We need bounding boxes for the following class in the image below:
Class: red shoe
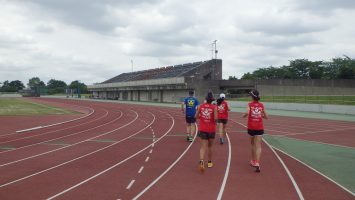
[250,160,256,167]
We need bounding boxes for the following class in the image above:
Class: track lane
[0,109,156,199]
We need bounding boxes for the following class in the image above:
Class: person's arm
[195,105,200,119]
[181,101,185,114]
[242,106,249,118]
[262,109,268,119]
[214,106,218,122]
[227,102,231,111]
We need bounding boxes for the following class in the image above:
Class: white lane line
[132,123,197,200]
[149,149,153,154]
[0,109,111,149]
[145,157,150,162]
[268,134,355,149]
[1,108,102,145]
[138,166,144,174]
[0,111,148,188]
[231,119,305,200]
[264,140,305,200]
[16,104,95,133]
[272,146,355,196]
[126,180,135,190]
[217,133,232,200]
[45,112,175,200]
[0,110,128,167]
[284,127,355,136]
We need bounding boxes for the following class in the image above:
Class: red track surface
[0,98,353,199]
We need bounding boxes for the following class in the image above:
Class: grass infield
[0,98,78,116]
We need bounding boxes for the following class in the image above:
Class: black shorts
[216,119,228,124]
[185,116,196,124]
[198,131,216,140]
[247,129,264,136]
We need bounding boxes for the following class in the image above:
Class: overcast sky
[1,0,354,85]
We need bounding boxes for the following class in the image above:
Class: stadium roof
[102,61,206,83]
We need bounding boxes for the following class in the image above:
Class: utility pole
[131,60,133,72]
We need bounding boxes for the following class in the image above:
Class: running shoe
[250,160,256,167]
[254,162,261,173]
[188,135,193,142]
[186,135,190,141]
[199,160,205,173]
[207,160,213,168]
[219,137,224,144]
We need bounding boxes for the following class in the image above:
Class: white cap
[219,93,226,98]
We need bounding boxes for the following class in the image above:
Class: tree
[69,80,88,94]
[1,80,25,92]
[28,77,46,88]
[332,56,355,79]
[47,79,67,94]
[241,72,255,80]
[228,76,238,80]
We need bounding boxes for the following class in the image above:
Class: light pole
[211,40,218,59]
[77,80,81,98]
[131,60,133,72]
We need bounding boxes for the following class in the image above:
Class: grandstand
[88,59,224,102]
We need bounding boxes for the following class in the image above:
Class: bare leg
[208,138,214,161]
[217,123,223,138]
[186,124,191,135]
[250,136,256,161]
[254,136,263,163]
[200,139,208,161]
[191,124,196,137]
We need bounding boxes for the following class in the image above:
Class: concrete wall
[229,101,355,115]
[257,79,355,96]
[140,91,149,101]
[162,90,187,103]
[88,77,185,90]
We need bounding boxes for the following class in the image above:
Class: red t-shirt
[247,101,264,130]
[199,103,216,133]
[217,101,229,119]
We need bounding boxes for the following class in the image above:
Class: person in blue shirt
[181,90,199,142]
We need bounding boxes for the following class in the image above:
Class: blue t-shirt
[184,97,199,117]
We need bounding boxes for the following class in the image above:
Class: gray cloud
[19,0,162,32]
[296,0,355,13]
[1,0,355,84]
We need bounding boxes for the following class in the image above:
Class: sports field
[0,97,354,200]
[0,98,78,116]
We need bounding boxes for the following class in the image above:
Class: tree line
[0,77,88,94]
[229,56,355,80]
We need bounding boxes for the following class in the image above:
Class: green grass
[234,95,355,105]
[0,98,79,116]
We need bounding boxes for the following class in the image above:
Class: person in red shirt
[216,93,231,144]
[195,91,217,173]
[243,90,268,172]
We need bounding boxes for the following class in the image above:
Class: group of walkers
[182,90,268,173]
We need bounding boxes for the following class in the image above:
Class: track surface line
[230,119,305,200]
[46,112,173,200]
[0,111,147,188]
[272,146,355,196]
[216,133,232,200]
[0,110,128,167]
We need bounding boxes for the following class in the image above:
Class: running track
[0,98,353,200]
